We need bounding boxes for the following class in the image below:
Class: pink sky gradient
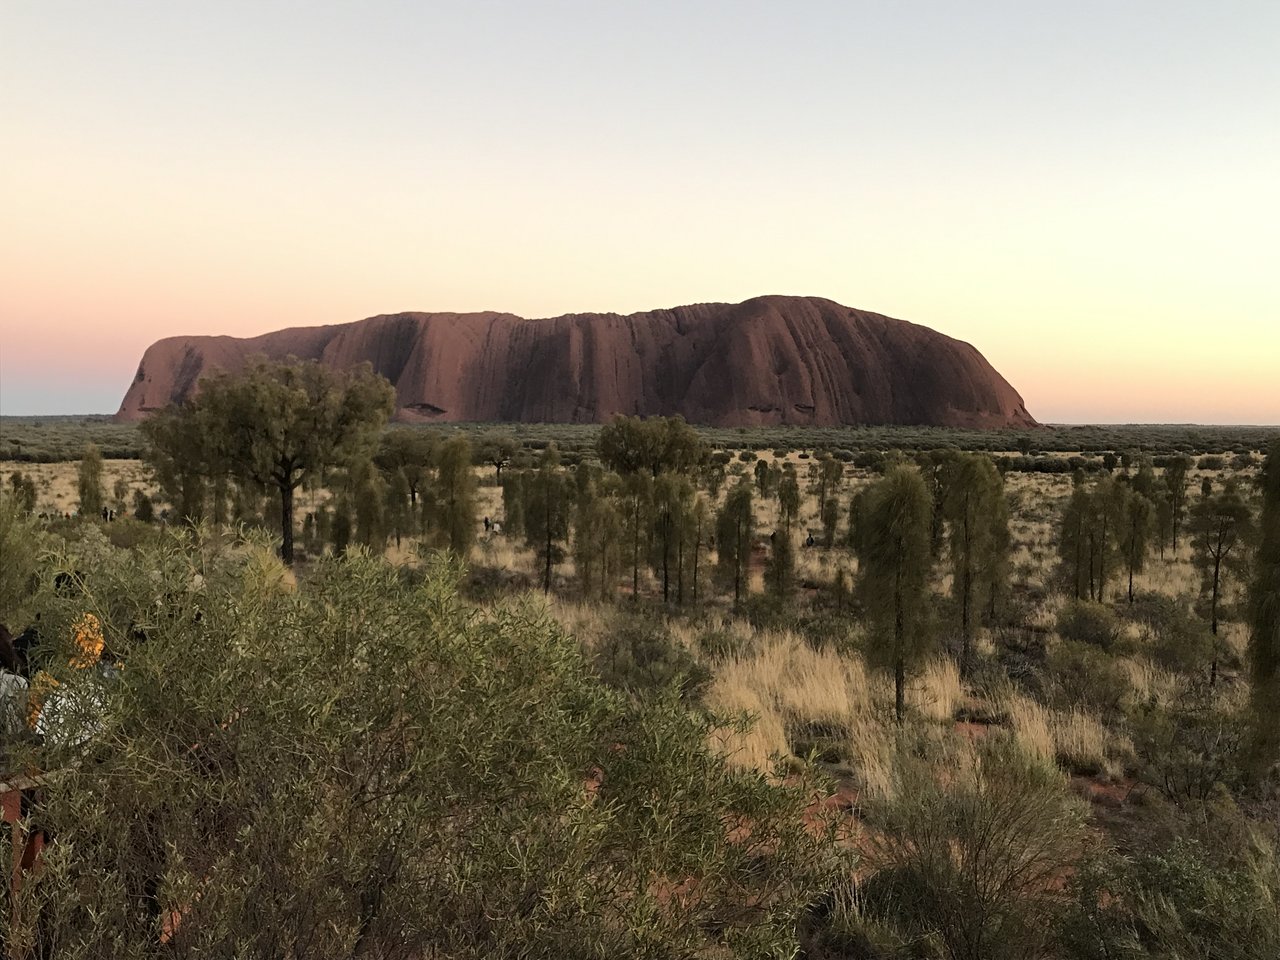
[2,2,1277,424]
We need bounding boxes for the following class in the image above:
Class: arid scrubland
[2,406,1279,958]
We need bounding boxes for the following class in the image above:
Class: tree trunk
[895,656,905,726]
[733,519,743,608]
[692,529,701,604]
[661,513,671,603]
[961,564,972,677]
[631,500,641,601]
[1098,518,1109,602]
[1210,553,1222,685]
[543,506,553,594]
[677,534,685,606]
[894,562,905,725]
[280,481,295,565]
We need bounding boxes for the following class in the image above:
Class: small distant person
[0,628,28,737]
[483,516,491,533]
[805,533,815,548]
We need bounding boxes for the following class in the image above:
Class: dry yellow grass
[704,631,966,797]
[1003,693,1133,780]
[1118,656,1183,706]
[2,459,154,516]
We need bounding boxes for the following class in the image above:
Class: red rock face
[116,295,1037,428]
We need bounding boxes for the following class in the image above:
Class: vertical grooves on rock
[115,296,1037,428]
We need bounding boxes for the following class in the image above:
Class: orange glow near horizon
[2,2,1277,424]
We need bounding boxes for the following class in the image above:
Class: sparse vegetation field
[2,377,1278,956]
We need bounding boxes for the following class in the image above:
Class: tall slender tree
[766,526,795,601]
[478,433,518,482]
[1249,440,1280,775]
[431,435,478,558]
[621,472,654,600]
[778,464,801,537]
[375,429,436,508]
[856,466,934,724]
[816,454,842,520]
[524,445,572,594]
[1059,483,1092,601]
[1190,479,1255,685]
[1118,487,1156,603]
[716,478,754,609]
[1165,455,1192,550]
[501,470,525,536]
[686,495,710,605]
[574,476,623,601]
[652,474,694,604]
[77,443,105,519]
[941,454,1005,672]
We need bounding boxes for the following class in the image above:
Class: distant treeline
[2,414,1277,464]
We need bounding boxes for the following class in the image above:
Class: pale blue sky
[3,1,1278,421]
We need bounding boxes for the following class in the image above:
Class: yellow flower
[71,612,104,670]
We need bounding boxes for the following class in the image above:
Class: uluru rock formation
[116,295,1037,428]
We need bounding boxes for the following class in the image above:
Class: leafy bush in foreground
[5,533,836,958]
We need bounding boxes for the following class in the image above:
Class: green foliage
[523,445,571,593]
[76,442,104,517]
[374,428,436,506]
[821,495,839,548]
[941,453,1008,669]
[1250,439,1280,775]
[6,537,835,957]
[856,465,933,722]
[130,488,155,523]
[1190,479,1255,676]
[766,528,796,601]
[6,419,1276,466]
[778,463,801,534]
[849,738,1088,960]
[573,475,623,601]
[7,470,38,513]
[0,493,44,622]
[1047,639,1133,718]
[385,467,412,546]
[501,470,525,534]
[1128,593,1213,675]
[716,478,754,608]
[347,457,388,549]
[1117,486,1156,603]
[1165,454,1192,548]
[1056,600,1121,651]
[429,435,478,557]
[1058,475,1128,603]
[651,473,695,604]
[143,358,395,563]
[596,415,706,478]
[1131,690,1248,801]
[591,615,711,702]
[816,453,843,518]
[1064,801,1280,959]
[477,431,517,481]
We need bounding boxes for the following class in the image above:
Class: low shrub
[846,738,1088,960]
[1047,639,1133,718]
[1057,600,1120,650]
[592,615,711,702]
